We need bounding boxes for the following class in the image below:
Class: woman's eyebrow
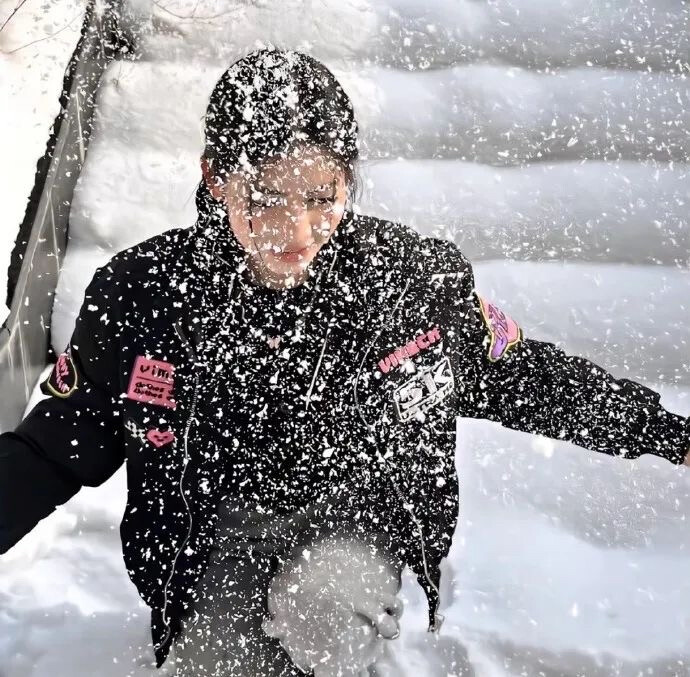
[254,178,336,195]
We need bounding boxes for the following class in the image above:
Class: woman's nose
[281,207,318,249]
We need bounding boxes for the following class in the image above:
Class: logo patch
[477,295,522,362]
[126,356,176,409]
[125,418,147,443]
[378,327,442,374]
[146,428,175,448]
[393,356,454,422]
[44,351,78,398]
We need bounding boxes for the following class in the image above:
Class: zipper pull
[174,320,198,361]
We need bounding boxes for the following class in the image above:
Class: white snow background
[2,1,690,675]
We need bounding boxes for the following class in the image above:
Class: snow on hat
[203,46,358,179]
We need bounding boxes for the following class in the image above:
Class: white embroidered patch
[125,418,147,444]
[392,356,454,422]
[429,272,466,282]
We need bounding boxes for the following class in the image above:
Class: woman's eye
[251,196,284,209]
[249,194,336,211]
[308,195,336,206]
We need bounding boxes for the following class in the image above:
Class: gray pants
[171,495,405,677]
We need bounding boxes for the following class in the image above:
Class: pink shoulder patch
[126,356,176,409]
[477,294,522,361]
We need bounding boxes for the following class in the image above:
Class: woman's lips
[272,246,313,263]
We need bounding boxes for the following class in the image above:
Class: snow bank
[73,58,690,261]
[86,60,690,165]
[438,410,690,676]
[365,159,689,266]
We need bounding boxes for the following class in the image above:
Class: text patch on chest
[378,326,442,374]
[126,356,176,409]
[393,356,454,422]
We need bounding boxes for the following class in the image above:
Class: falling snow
[1,1,690,676]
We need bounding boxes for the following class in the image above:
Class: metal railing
[0,0,125,432]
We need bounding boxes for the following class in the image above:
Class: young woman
[1,47,689,677]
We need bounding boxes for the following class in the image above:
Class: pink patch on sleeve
[477,295,522,361]
[126,356,176,409]
[45,351,78,398]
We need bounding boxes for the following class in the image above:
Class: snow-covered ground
[2,1,689,675]
[4,411,690,677]
[0,0,86,325]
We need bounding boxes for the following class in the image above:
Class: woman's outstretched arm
[0,262,125,554]
[427,241,690,465]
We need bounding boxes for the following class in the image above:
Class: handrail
[0,0,126,432]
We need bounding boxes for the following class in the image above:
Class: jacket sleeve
[0,261,125,554]
[429,241,690,465]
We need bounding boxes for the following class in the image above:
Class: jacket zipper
[353,279,445,633]
[305,326,331,411]
[156,321,200,651]
[383,467,444,632]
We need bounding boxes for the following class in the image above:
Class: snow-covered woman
[1,47,689,677]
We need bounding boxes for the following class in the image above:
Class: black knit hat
[203,47,359,179]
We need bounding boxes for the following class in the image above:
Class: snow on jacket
[2,199,689,668]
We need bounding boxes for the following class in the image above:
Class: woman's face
[202,145,348,289]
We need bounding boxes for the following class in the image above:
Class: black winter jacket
[2,200,689,668]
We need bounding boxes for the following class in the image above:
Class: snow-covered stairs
[3,1,689,675]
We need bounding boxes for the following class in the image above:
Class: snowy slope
[2,1,689,676]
